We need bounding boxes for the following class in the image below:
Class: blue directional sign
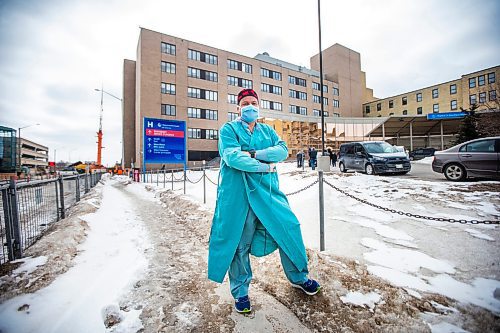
[427,112,467,120]
[143,117,186,165]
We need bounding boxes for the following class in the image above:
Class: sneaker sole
[290,283,321,296]
[235,306,252,314]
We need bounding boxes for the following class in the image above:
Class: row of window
[261,83,282,95]
[161,105,219,120]
[289,89,307,100]
[161,43,342,95]
[187,67,218,82]
[188,128,218,140]
[468,72,496,88]
[313,95,328,105]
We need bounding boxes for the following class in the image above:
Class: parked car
[432,137,500,181]
[338,141,411,175]
[409,147,437,161]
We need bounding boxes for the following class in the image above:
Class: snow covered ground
[0,162,498,332]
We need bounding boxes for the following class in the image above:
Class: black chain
[185,173,204,184]
[285,179,319,196]
[322,179,499,225]
[205,174,219,186]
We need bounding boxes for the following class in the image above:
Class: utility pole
[318,0,326,153]
[97,85,104,166]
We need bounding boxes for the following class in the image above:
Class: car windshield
[363,142,398,154]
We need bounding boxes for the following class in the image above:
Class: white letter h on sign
[147,121,154,128]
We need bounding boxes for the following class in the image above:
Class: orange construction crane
[96,86,104,167]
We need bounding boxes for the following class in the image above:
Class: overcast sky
[1,0,499,165]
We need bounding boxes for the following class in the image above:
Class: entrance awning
[367,115,463,137]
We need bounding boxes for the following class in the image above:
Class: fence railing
[0,172,104,265]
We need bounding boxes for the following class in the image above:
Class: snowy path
[0,179,149,332]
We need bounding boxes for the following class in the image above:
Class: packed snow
[0,161,498,332]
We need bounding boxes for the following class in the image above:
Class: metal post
[55,180,60,221]
[163,169,166,188]
[203,167,206,204]
[85,173,89,193]
[8,179,22,259]
[156,169,159,186]
[318,171,325,251]
[171,169,174,190]
[58,176,65,219]
[440,121,444,150]
[382,123,386,141]
[409,121,414,151]
[75,175,80,202]
[183,169,186,195]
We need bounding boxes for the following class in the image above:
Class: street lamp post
[18,123,40,172]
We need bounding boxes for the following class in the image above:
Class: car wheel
[444,163,466,181]
[339,162,347,173]
[365,163,374,175]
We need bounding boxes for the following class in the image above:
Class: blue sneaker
[234,295,252,313]
[291,279,321,295]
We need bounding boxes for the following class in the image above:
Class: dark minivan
[338,141,411,175]
[409,147,437,161]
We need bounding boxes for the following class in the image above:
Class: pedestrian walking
[329,149,337,167]
[309,147,317,170]
[296,150,304,168]
[208,88,321,314]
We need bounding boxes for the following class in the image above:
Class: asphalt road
[404,162,446,181]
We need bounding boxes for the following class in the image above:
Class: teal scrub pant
[229,208,308,299]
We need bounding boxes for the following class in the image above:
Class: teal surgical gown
[208,119,308,283]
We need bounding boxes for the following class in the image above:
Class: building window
[206,109,218,120]
[161,62,176,74]
[205,71,218,82]
[417,107,422,115]
[478,75,485,86]
[312,82,320,90]
[260,100,282,111]
[451,100,457,110]
[188,49,217,65]
[188,128,201,139]
[488,72,496,83]
[206,129,218,140]
[479,92,486,103]
[389,112,394,116]
[188,67,201,79]
[377,103,381,111]
[261,100,270,109]
[313,95,321,103]
[288,75,307,87]
[228,76,252,89]
[432,88,439,98]
[227,59,252,73]
[450,84,457,94]
[402,110,407,115]
[205,90,218,101]
[402,96,407,105]
[228,112,238,121]
[313,109,328,117]
[261,83,282,95]
[333,99,340,108]
[469,94,477,105]
[389,100,394,108]
[433,104,439,113]
[289,89,307,100]
[187,107,201,118]
[188,87,201,98]
[416,92,422,102]
[365,105,370,114]
[161,82,175,95]
[489,90,497,101]
[161,42,176,55]
[469,77,476,88]
[333,87,339,96]
[161,104,176,116]
[289,105,307,115]
[228,94,238,104]
[261,68,281,81]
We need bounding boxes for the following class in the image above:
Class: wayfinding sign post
[143,117,186,173]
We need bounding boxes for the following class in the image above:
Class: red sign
[145,129,184,138]
[48,161,55,166]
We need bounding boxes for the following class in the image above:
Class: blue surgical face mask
[240,104,259,123]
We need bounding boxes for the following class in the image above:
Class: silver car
[432,136,500,181]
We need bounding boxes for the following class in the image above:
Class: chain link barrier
[322,178,499,225]
[285,179,319,196]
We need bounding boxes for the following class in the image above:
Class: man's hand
[242,151,251,157]
[268,163,277,172]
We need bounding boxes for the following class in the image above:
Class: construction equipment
[96,86,104,167]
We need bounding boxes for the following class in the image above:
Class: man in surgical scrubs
[208,89,320,314]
